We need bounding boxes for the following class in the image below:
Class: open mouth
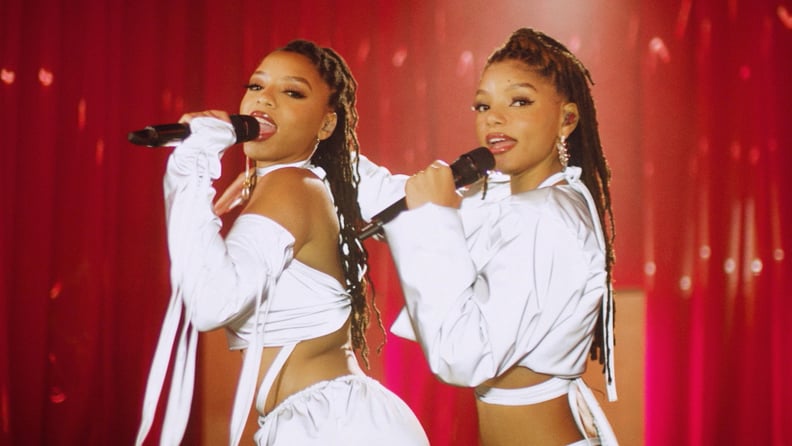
[486,133,516,154]
[250,112,277,140]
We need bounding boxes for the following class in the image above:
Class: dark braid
[280,40,384,367]
[486,29,617,383]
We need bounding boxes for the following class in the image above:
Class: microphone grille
[452,147,495,188]
[229,115,260,143]
[466,146,495,172]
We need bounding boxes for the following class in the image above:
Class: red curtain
[1,1,789,445]
[640,2,792,445]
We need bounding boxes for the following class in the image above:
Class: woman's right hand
[178,109,231,125]
[168,110,239,180]
[405,160,463,210]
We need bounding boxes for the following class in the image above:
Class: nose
[256,87,275,108]
[484,107,504,126]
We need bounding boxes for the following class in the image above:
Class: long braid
[280,40,384,367]
[485,29,617,383]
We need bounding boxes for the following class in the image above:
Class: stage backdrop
[1,0,789,445]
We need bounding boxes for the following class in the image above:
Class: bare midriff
[476,366,584,446]
[256,319,362,414]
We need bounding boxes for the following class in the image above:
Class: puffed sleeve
[163,117,295,331]
[136,118,295,446]
[355,153,408,221]
[384,200,597,387]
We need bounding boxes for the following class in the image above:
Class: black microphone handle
[358,197,406,240]
[358,147,494,240]
[128,123,189,147]
[127,114,259,147]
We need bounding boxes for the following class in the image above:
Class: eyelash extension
[285,89,306,99]
[512,97,534,105]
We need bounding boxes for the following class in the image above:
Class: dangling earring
[241,156,256,202]
[306,137,320,162]
[556,135,569,170]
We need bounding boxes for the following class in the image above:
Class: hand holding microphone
[404,159,465,210]
[358,147,495,240]
[128,113,260,147]
[132,111,261,181]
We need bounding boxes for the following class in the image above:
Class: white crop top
[224,163,351,351]
[225,258,350,349]
[135,117,353,446]
[386,166,616,401]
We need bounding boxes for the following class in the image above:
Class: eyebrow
[252,71,313,91]
[508,82,537,91]
[475,82,537,96]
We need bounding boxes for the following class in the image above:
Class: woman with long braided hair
[136,40,428,446]
[370,28,619,445]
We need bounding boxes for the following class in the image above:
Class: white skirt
[254,375,429,445]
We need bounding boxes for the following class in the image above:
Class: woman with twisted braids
[135,40,428,446]
[362,28,619,445]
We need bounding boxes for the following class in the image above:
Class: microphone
[127,114,260,147]
[358,147,495,240]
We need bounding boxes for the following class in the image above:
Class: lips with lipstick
[486,133,516,154]
[250,111,277,141]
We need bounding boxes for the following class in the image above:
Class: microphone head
[451,147,495,188]
[229,115,260,144]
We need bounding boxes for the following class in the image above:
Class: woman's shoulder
[462,186,572,239]
[477,185,596,254]
[256,166,327,196]
[246,167,333,221]
[510,185,590,224]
